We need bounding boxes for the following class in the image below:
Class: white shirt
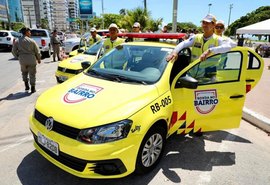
[173,34,234,54]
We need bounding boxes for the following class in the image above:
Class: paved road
[0,52,270,185]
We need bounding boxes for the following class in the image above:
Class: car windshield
[84,40,104,55]
[0,32,8,37]
[31,30,47,37]
[86,44,173,84]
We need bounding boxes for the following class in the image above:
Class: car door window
[247,52,260,69]
[185,51,242,85]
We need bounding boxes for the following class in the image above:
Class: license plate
[37,132,59,156]
[59,76,68,82]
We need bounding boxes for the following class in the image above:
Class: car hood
[35,74,159,129]
[64,38,80,43]
[58,54,96,69]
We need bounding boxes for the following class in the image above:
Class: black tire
[135,126,166,174]
[44,46,51,58]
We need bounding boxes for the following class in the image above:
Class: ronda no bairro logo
[63,83,103,104]
[194,89,218,114]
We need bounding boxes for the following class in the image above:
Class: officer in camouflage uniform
[12,27,41,93]
[51,30,61,62]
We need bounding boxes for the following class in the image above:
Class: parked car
[55,39,104,83]
[57,31,65,43]
[31,28,51,58]
[29,33,264,179]
[256,43,270,58]
[63,30,109,55]
[0,30,22,51]
[65,33,78,40]
[63,32,90,54]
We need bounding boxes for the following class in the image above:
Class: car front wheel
[135,126,166,174]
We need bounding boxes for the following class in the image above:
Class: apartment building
[52,0,69,31]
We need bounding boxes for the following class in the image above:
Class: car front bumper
[29,112,141,179]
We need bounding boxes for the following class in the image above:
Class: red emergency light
[108,33,186,39]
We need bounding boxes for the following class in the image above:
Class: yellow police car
[29,33,263,179]
[55,39,104,83]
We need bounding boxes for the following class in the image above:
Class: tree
[40,19,49,29]
[11,22,25,32]
[226,6,270,36]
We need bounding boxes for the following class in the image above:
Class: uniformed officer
[88,27,102,46]
[103,23,125,54]
[132,22,141,33]
[167,14,233,62]
[214,20,237,48]
[51,30,61,62]
[12,27,41,93]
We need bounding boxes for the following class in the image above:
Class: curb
[242,106,270,134]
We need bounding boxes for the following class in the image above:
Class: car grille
[32,132,88,172]
[34,109,80,139]
[32,132,127,175]
[58,66,79,74]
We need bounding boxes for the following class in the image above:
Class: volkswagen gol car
[55,39,104,83]
[30,33,264,179]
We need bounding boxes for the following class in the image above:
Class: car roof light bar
[108,33,186,39]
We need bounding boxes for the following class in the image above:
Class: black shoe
[31,86,36,93]
[25,82,30,91]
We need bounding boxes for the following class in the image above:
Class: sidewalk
[242,57,270,134]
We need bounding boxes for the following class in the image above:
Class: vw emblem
[45,117,54,131]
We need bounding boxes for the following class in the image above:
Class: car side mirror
[78,49,84,53]
[81,61,91,70]
[176,76,198,89]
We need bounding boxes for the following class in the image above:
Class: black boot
[25,82,30,91]
[31,86,36,93]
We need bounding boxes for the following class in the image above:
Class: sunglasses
[133,27,139,28]
[215,26,224,29]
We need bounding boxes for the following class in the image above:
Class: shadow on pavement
[17,131,249,185]
[0,92,31,101]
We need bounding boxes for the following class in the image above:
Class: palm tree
[122,7,150,31]
[119,9,127,15]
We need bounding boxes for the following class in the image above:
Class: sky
[92,0,270,27]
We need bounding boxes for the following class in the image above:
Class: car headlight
[78,119,133,144]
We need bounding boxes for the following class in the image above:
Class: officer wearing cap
[132,22,141,33]
[167,14,233,62]
[51,30,61,62]
[89,27,102,46]
[12,27,41,93]
[215,20,236,48]
[103,23,125,54]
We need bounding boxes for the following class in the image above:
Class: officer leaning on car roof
[12,27,41,93]
[103,23,125,54]
[89,27,102,46]
[166,14,236,62]
[214,20,237,48]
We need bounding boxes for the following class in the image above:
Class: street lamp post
[228,4,233,26]
[101,0,104,29]
[172,0,178,32]
[208,3,212,14]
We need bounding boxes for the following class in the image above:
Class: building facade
[68,0,79,31]
[0,0,8,29]
[52,0,69,31]
[8,0,24,22]
[21,0,37,28]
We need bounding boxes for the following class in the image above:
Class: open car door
[168,48,263,135]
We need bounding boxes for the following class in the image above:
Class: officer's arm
[12,41,18,58]
[33,41,41,60]
[210,37,233,54]
[166,36,195,61]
